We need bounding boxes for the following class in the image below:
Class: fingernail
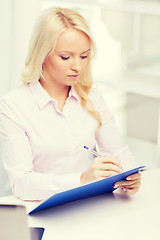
[123,188,127,192]
[114,184,119,188]
[127,176,131,180]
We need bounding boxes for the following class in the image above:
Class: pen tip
[84,145,88,149]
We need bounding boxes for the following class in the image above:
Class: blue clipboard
[29,166,145,214]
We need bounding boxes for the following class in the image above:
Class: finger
[122,181,141,189]
[93,169,120,179]
[114,179,141,188]
[97,163,122,174]
[96,172,118,181]
[97,156,122,168]
[100,170,120,178]
[93,157,122,173]
[114,172,141,187]
[119,178,140,186]
[123,187,140,195]
[126,172,141,181]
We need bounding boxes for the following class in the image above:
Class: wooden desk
[1,168,160,240]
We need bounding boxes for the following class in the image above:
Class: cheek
[50,60,67,74]
[45,54,66,71]
[81,61,88,72]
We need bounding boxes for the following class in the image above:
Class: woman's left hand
[113,171,142,194]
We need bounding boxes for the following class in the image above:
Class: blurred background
[1,0,160,196]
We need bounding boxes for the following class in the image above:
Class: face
[42,29,90,88]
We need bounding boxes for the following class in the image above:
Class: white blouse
[0,80,138,200]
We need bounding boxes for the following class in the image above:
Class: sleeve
[94,91,139,171]
[0,99,81,201]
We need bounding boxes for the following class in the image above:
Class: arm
[96,95,141,194]
[81,89,141,193]
[0,105,81,201]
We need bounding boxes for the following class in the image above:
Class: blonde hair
[22,7,102,133]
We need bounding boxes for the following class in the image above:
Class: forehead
[54,29,90,52]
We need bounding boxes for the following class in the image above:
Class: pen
[84,145,102,157]
[84,146,125,172]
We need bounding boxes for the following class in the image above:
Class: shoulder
[1,85,29,101]
[89,86,107,109]
[88,86,113,119]
[89,86,102,98]
[0,85,30,112]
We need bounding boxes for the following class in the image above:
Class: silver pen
[84,145,102,157]
[84,146,125,172]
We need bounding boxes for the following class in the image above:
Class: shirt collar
[68,87,81,103]
[29,80,52,110]
[29,80,80,110]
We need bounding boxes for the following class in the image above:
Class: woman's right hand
[80,156,122,185]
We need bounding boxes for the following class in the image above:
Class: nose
[71,58,82,72]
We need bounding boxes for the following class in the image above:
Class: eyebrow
[57,49,90,54]
[81,49,90,54]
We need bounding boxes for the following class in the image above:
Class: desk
[0,168,160,240]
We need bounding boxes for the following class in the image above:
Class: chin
[68,80,79,86]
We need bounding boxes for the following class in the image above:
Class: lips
[68,74,79,77]
[68,74,80,79]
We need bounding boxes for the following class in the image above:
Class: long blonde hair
[22,7,102,133]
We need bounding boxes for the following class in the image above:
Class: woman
[0,7,141,201]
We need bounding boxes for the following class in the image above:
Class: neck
[40,77,69,101]
[39,76,70,112]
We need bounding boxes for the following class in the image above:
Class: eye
[80,55,88,59]
[60,56,70,60]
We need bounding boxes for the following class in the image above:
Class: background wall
[1,0,160,196]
